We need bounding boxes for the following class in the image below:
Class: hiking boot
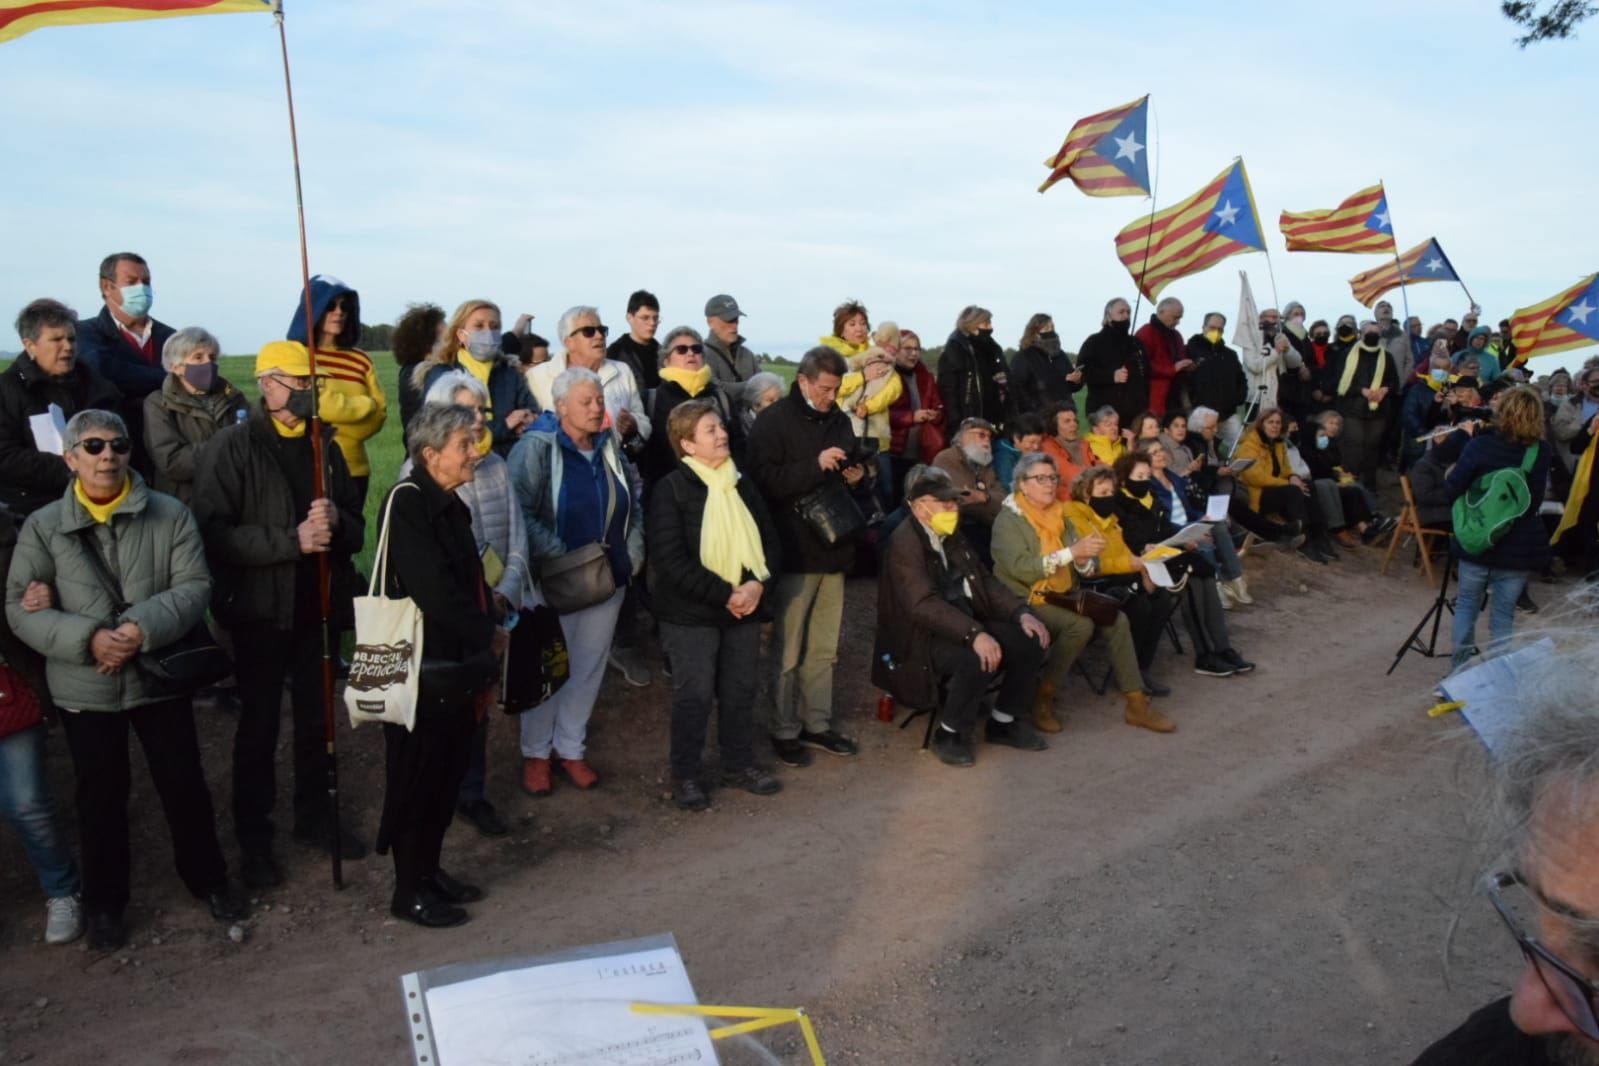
[559,757,599,790]
[1333,529,1361,550]
[929,728,975,767]
[241,848,283,890]
[984,716,1047,752]
[607,646,652,688]
[1219,648,1256,674]
[44,895,83,945]
[520,757,553,797]
[672,778,711,811]
[1194,653,1238,677]
[456,798,509,837]
[772,738,812,768]
[1124,690,1176,733]
[798,729,859,758]
[721,766,782,796]
[1031,680,1062,733]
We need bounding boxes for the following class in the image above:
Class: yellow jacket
[312,346,387,477]
[1086,432,1125,468]
[1232,426,1293,511]
[1063,500,1137,575]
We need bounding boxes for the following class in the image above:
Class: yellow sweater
[1063,500,1137,575]
[312,346,387,477]
[1232,427,1293,511]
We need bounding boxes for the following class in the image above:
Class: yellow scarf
[74,476,131,524]
[1012,492,1073,601]
[271,416,307,438]
[682,456,770,585]
[1087,433,1125,467]
[1121,487,1154,509]
[1337,341,1388,407]
[660,365,712,397]
[1554,433,1596,547]
[474,427,493,456]
[458,351,496,420]
[819,335,869,358]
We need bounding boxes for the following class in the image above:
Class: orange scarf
[1013,491,1073,601]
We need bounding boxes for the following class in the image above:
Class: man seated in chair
[872,464,1052,768]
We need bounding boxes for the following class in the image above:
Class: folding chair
[897,676,1003,749]
[1381,475,1451,586]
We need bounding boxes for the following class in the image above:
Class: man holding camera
[747,346,866,768]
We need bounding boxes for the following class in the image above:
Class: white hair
[1155,297,1183,315]
[423,369,489,408]
[1101,297,1130,326]
[1188,406,1218,430]
[556,305,601,353]
[551,366,603,407]
[161,326,220,371]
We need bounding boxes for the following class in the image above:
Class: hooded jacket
[285,275,388,477]
[0,352,123,517]
[5,473,210,712]
[142,371,248,504]
[1454,327,1502,385]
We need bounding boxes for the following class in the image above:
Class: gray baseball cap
[903,464,964,502]
[705,294,745,321]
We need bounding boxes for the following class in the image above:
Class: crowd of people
[2,252,1596,960]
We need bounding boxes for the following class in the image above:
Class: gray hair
[745,370,783,402]
[1430,350,1455,369]
[1359,319,1378,332]
[14,298,76,343]
[1188,406,1218,430]
[64,408,127,451]
[423,368,489,408]
[1283,301,1306,319]
[1101,298,1130,327]
[658,326,704,365]
[1202,311,1226,330]
[797,346,847,381]
[1090,404,1120,428]
[551,365,603,408]
[556,305,601,352]
[161,326,220,371]
[1312,409,1342,430]
[1011,451,1057,493]
[955,305,992,335]
[406,403,480,466]
[1155,297,1183,315]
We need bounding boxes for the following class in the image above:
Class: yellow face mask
[1205,328,1223,345]
[475,427,493,456]
[929,510,960,538]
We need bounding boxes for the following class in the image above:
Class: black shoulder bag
[76,529,233,694]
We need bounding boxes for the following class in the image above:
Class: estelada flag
[1038,95,1151,197]
[1348,238,1460,307]
[1279,183,1397,254]
[0,0,272,43]
[1115,159,1265,300]
[1509,273,1599,361]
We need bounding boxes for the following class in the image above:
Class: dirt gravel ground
[0,533,1563,1065]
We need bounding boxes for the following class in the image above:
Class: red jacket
[888,362,947,462]
[1135,318,1186,416]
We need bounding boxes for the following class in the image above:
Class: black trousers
[1120,588,1175,668]
[229,621,330,851]
[1256,484,1309,528]
[927,618,1046,733]
[380,694,474,906]
[57,699,227,916]
[658,621,759,780]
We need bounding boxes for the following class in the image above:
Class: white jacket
[526,355,652,441]
[1242,339,1302,412]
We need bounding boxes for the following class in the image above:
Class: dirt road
[0,542,1540,1064]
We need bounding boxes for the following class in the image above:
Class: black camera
[845,438,880,467]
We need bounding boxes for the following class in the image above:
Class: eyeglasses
[670,343,705,356]
[568,324,610,340]
[75,436,131,456]
[1025,474,1060,484]
[1484,872,1599,1040]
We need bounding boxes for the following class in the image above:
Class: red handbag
[0,663,43,740]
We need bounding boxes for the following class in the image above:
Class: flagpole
[1130,104,1161,321]
[273,0,343,891]
[1379,181,1414,340]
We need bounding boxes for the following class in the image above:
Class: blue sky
[1,0,1595,371]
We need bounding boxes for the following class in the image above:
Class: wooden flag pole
[273,0,343,891]
[1129,103,1161,321]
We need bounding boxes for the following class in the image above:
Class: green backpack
[1452,443,1538,557]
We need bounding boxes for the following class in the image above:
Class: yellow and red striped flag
[1114,159,1265,300]
[1038,95,1151,197]
[1348,238,1461,307]
[0,0,272,44]
[1509,273,1599,361]
[1278,183,1397,254]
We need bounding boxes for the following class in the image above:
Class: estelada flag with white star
[1115,158,1265,300]
[1509,273,1599,361]
[1038,95,1151,197]
[1348,238,1460,307]
[0,0,272,43]
[1278,183,1397,254]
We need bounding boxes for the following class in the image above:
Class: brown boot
[1124,690,1176,733]
[1031,680,1062,733]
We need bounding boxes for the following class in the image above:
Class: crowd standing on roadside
[2,253,1596,967]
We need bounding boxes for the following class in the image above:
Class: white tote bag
[343,484,424,730]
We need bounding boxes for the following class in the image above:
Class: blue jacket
[285,275,360,347]
[993,438,1021,491]
[422,358,537,458]
[1445,433,1550,572]
[1453,327,1501,385]
[75,305,173,401]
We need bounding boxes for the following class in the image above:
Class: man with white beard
[932,417,1004,564]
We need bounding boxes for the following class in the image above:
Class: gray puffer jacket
[5,474,211,711]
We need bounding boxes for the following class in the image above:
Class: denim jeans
[1450,560,1528,670]
[0,725,80,899]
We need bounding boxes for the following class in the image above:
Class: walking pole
[273,0,343,890]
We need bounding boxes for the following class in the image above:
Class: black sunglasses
[568,324,610,340]
[76,437,132,456]
[670,343,705,356]
[1485,872,1599,1040]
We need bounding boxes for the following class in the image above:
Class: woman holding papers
[1146,441,1251,607]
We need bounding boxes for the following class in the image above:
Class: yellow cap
[255,340,322,378]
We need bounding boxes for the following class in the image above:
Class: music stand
[1388,545,1459,675]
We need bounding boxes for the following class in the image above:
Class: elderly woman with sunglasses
[644,326,743,487]
[7,409,246,950]
[526,306,651,460]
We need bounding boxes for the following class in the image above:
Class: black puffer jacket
[1007,342,1079,417]
[1078,322,1149,426]
[1181,334,1247,416]
[0,353,123,517]
[647,459,781,628]
[746,383,861,574]
[937,329,1009,433]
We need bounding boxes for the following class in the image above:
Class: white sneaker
[44,895,83,945]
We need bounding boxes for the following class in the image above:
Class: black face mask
[1361,331,1381,346]
[1109,319,1131,335]
[1312,332,1330,343]
[1124,478,1152,498]
[1089,496,1117,517]
[281,387,314,421]
[1037,330,1062,355]
[1336,327,1356,340]
[976,327,994,337]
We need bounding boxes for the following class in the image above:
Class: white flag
[1233,270,1262,357]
